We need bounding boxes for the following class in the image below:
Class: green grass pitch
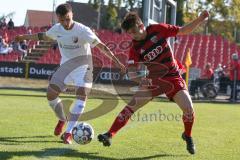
[0,89,239,160]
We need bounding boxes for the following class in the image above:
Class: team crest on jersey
[150,36,158,43]
[72,36,79,43]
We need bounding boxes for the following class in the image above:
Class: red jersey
[230,60,240,80]
[202,68,214,79]
[128,23,180,79]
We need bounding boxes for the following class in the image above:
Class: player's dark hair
[121,12,141,32]
[56,3,72,16]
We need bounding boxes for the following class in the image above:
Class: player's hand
[199,10,209,21]
[15,35,24,42]
[139,78,152,87]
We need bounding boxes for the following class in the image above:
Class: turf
[0,89,239,160]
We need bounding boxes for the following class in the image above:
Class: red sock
[182,112,195,137]
[108,106,134,137]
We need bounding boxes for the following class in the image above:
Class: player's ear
[139,23,144,30]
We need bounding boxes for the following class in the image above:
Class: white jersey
[46,21,101,65]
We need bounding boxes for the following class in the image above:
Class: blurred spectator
[215,63,225,78]
[229,53,240,81]
[11,41,20,51]
[19,40,28,60]
[11,40,28,60]
[190,62,214,97]
[229,53,240,101]
[215,63,223,73]
[7,18,14,29]
[20,40,28,51]
[214,64,229,94]
[0,36,13,54]
[201,62,214,80]
[27,28,32,35]
[3,31,9,43]
[0,18,7,29]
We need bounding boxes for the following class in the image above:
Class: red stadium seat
[0,27,239,71]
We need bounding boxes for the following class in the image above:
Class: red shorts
[148,76,187,100]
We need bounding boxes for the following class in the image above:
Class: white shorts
[64,65,93,88]
[50,64,93,91]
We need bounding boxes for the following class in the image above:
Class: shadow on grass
[0,147,189,160]
[0,135,59,145]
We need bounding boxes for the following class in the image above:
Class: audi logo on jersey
[143,45,163,61]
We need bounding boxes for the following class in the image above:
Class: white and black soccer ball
[72,122,94,145]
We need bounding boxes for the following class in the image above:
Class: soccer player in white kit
[15,3,126,144]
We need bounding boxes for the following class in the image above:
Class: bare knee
[173,90,194,114]
[76,87,90,101]
[47,85,60,100]
[182,105,195,122]
[183,104,194,115]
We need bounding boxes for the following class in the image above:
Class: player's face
[57,11,74,30]
[127,23,146,41]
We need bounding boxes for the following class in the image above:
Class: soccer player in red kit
[98,11,209,154]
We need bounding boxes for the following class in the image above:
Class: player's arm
[15,32,54,42]
[127,65,142,83]
[95,42,126,73]
[127,64,150,87]
[177,10,209,35]
[126,48,149,85]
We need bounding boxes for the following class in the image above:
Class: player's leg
[98,89,152,146]
[173,89,195,154]
[173,90,194,137]
[63,86,91,144]
[62,65,93,144]
[47,84,67,136]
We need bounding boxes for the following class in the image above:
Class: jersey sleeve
[82,26,101,48]
[45,25,58,40]
[127,47,140,66]
[153,23,180,38]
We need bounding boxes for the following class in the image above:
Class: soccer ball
[72,122,94,145]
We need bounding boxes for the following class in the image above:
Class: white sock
[66,99,86,133]
[48,97,67,121]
